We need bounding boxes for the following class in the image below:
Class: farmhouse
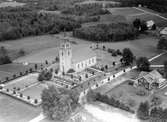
[59,39,97,73]
[136,70,167,90]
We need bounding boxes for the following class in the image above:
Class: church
[59,39,97,73]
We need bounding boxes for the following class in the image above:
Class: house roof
[160,27,167,35]
[146,20,154,27]
[72,46,96,64]
[138,70,163,84]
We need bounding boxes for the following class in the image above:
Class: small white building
[146,20,155,30]
[59,39,96,73]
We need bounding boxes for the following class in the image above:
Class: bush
[27,96,30,100]
[34,99,38,104]
[13,91,16,94]
[20,93,23,97]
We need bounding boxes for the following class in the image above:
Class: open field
[0,63,36,81]
[150,53,167,65]
[12,34,160,64]
[108,7,144,16]
[101,35,159,59]
[128,13,167,27]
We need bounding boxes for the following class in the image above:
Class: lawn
[150,53,167,65]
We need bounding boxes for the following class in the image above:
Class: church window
[66,44,69,48]
[62,52,63,56]
[89,59,91,64]
[68,51,70,56]
[78,64,80,68]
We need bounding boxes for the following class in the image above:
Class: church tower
[59,39,72,73]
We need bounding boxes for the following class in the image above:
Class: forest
[0,7,81,41]
[73,23,138,42]
[62,4,110,16]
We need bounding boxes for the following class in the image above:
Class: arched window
[62,52,63,56]
[68,51,70,56]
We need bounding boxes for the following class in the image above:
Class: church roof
[72,45,96,64]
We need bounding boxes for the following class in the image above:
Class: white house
[59,39,97,73]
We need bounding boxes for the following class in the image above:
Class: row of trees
[86,90,135,113]
[62,4,110,16]
[0,46,12,65]
[73,23,138,42]
[0,7,81,41]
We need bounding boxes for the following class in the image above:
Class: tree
[140,21,148,32]
[86,89,97,102]
[38,70,52,81]
[133,18,141,30]
[157,37,167,50]
[18,49,25,56]
[122,48,134,66]
[164,61,167,78]
[136,57,150,71]
[41,86,79,121]
[137,101,150,120]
